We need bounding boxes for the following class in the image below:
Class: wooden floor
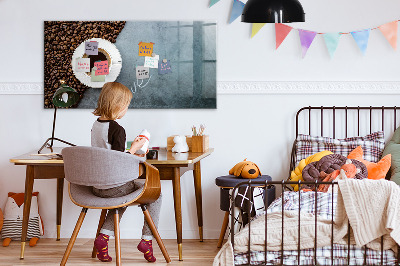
[0,239,221,265]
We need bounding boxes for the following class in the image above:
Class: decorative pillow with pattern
[294,131,385,167]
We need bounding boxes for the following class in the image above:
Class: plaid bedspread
[234,191,397,265]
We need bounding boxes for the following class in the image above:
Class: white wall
[1,0,400,239]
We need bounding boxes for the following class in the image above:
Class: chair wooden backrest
[62,146,161,208]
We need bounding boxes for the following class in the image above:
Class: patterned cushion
[295,131,385,166]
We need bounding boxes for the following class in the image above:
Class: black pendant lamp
[242,0,305,23]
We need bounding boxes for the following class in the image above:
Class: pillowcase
[295,131,385,166]
[382,126,400,184]
[348,146,391,180]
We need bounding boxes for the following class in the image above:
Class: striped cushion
[295,131,385,167]
[1,217,41,240]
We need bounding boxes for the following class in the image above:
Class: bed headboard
[290,106,400,178]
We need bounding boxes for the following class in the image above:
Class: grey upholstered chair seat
[69,180,145,208]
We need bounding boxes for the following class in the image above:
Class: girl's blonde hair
[93,82,133,120]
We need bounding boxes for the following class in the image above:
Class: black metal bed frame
[230,106,400,266]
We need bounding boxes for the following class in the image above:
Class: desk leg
[56,178,64,241]
[20,165,35,259]
[172,167,183,261]
[193,161,203,242]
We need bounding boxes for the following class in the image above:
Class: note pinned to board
[85,41,98,55]
[76,58,90,72]
[144,54,159,68]
[91,67,106,82]
[94,60,109,76]
[158,60,172,75]
[136,66,150,79]
[138,42,154,57]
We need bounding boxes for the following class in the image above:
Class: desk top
[10,147,214,166]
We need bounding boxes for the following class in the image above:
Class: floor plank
[0,239,221,265]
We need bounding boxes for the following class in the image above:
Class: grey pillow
[382,126,400,184]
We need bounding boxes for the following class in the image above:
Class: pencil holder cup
[191,135,209,153]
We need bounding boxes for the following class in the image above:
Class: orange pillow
[347,146,391,180]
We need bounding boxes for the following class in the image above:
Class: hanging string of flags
[209,0,399,58]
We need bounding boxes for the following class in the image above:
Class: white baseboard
[44,228,222,240]
[1,81,400,95]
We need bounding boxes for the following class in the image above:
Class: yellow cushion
[289,150,333,191]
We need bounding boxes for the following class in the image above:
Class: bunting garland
[323,33,341,58]
[298,30,317,58]
[351,29,370,55]
[251,23,266,38]
[208,1,399,58]
[209,0,220,7]
[275,23,292,49]
[378,21,397,50]
[229,0,245,24]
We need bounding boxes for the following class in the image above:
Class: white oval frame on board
[71,38,122,88]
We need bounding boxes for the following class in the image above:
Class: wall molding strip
[1,81,400,95]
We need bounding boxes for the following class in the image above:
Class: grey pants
[92,180,162,240]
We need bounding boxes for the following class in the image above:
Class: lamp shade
[241,0,305,23]
[52,83,79,108]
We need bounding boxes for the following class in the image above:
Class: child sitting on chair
[91,82,161,263]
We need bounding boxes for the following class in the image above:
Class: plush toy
[0,208,3,232]
[289,150,333,191]
[172,135,189,153]
[229,159,261,179]
[1,192,44,247]
[348,146,391,180]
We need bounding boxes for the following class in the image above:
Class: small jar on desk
[215,175,275,248]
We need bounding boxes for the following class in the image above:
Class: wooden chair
[60,146,171,265]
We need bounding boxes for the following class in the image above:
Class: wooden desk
[10,147,213,261]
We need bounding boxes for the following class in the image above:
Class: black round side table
[215,175,275,248]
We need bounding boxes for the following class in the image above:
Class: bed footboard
[230,180,400,266]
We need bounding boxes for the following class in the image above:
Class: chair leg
[92,209,108,258]
[114,209,121,266]
[217,211,230,248]
[60,208,88,266]
[141,205,171,263]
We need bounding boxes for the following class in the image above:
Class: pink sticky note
[94,61,109,76]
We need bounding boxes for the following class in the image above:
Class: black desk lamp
[241,0,305,23]
[38,81,80,154]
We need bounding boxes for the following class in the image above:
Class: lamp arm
[50,106,58,148]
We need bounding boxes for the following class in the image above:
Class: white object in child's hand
[135,129,150,154]
[172,135,189,153]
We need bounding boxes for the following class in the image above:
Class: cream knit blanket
[214,179,400,266]
[335,178,399,251]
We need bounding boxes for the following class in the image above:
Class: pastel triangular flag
[229,0,245,24]
[251,23,266,38]
[351,29,370,55]
[275,23,293,49]
[298,29,317,58]
[323,33,341,58]
[209,0,220,7]
[378,21,397,50]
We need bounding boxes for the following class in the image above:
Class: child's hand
[134,148,149,157]
[129,137,147,155]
